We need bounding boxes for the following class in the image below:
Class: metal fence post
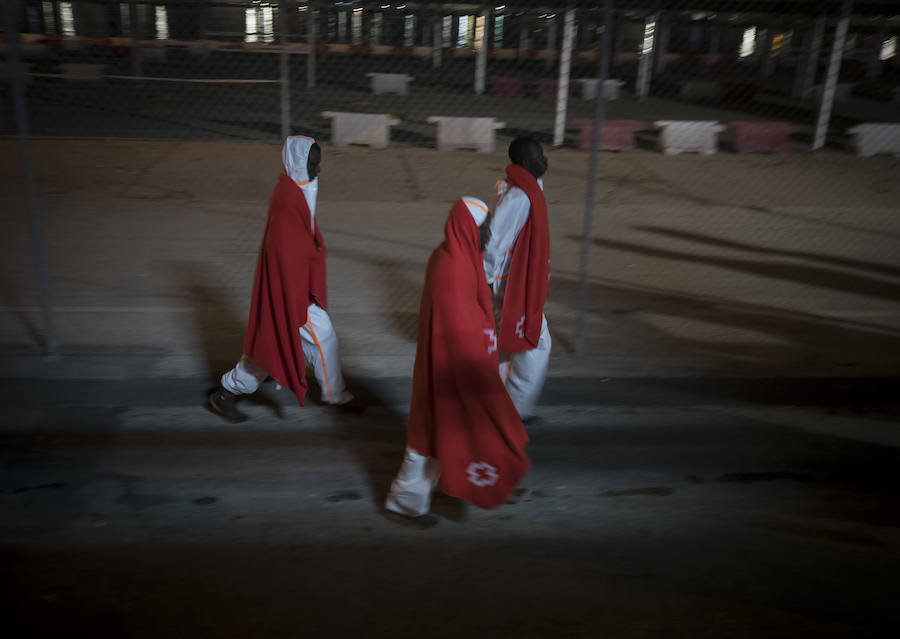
[813,2,852,150]
[552,8,575,147]
[474,10,488,94]
[636,12,657,99]
[1,0,59,357]
[574,0,613,358]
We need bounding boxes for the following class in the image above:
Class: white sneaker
[385,478,434,517]
[385,447,439,517]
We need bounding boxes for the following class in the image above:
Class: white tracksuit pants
[221,303,352,404]
[500,314,551,420]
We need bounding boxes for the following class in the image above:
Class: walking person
[209,136,362,422]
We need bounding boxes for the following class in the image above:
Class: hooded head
[445,196,491,257]
[464,197,492,253]
[283,136,321,184]
[509,135,548,179]
[282,135,321,217]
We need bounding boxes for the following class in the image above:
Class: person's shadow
[171,260,283,418]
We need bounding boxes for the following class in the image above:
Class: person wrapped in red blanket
[208,136,362,422]
[483,135,552,423]
[385,197,530,516]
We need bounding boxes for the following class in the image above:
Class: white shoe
[385,478,433,517]
[385,447,439,517]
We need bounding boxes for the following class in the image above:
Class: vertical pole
[474,10,488,94]
[636,13,657,99]
[279,0,290,139]
[553,9,575,147]
[813,2,852,150]
[307,1,316,89]
[1,0,58,357]
[802,16,825,99]
[574,0,613,358]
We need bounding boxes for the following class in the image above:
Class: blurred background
[2,0,898,144]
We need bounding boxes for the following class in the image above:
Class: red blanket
[498,164,550,352]
[407,199,530,509]
[243,174,327,406]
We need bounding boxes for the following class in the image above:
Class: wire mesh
[2,1,897,149]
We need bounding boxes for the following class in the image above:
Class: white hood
[282,136,319,223]
[462,197,488,227]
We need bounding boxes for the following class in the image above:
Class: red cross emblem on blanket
[515,315,526,339]
[483,328,497,355]
[466,462,500,487]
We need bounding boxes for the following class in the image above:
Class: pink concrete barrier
[573,120,644,152]
[728,121,795,154]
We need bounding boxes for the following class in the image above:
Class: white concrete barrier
[59,63,106,82]
[366,72,413,95]
[847,123,900,157]
[321,111,400,149]
[426,116,506,152]
[654,121,726,155]
[577,78,625,100]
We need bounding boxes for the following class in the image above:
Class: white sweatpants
[221,303,352,404]
[500,314,551,419]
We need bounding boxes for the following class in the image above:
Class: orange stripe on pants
[306,311,333,402]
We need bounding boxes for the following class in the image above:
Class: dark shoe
[332,396,367,413]
[208,387,248,423]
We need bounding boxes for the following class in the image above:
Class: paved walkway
[2,139,899,382]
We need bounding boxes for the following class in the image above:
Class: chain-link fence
[3,1,899,147]
[3,0,900,360]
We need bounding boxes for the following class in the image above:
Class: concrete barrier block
[847,123,900,157]
[366,72,413,95]
[573,119,643,152]
[322,112,400,149]
[728,121,795,154]
[577,78,624,100]
[654,120,725,155]
[426,116,506,152]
